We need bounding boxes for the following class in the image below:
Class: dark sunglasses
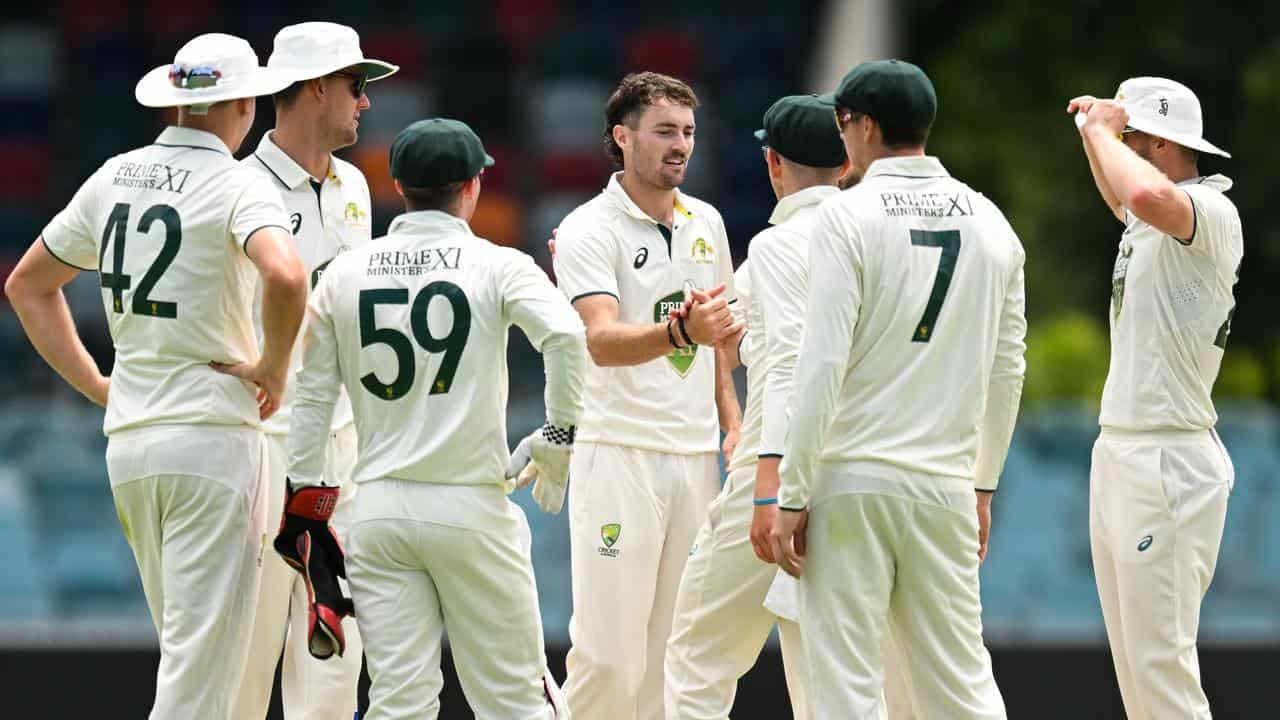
[330,71,368,98]
[169,65,221,90]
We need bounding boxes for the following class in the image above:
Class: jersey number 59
[358,282,471,401]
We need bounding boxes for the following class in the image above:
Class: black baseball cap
[390,118,495,188]
[754,94,846,168]
[818,59,937,133]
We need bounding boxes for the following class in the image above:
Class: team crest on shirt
[690,237,715,264]
[343,202,369,226]
[655,291,697,377]
[599,523,621,557]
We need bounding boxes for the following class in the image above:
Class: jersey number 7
[358,283,471,401]
[909,229,961,343]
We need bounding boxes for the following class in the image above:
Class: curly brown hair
[603,72,700,168]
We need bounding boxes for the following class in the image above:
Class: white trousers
[345,479,565,720]
[107,424,269,720]
[564,443,721,720]
[233,427,363,720]
[664,465,810,719]
[802,490,1005,719]
[1090,428,1232,720]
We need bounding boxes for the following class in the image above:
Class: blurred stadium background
[1,1,1277,717]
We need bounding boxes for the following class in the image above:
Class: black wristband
[667,319,683,348]
[677,316,694,346]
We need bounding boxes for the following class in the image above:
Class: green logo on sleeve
[1138,535,1153,552]
[655,291,697,377]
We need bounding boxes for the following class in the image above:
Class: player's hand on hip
[750,502,779,564]
[976,491,993,565]
[86,375,110,408]
[210,358,287,420]
[505,424,575,514]
[770,508,808,578]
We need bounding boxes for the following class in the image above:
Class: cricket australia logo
[655,290,697,377]
[343,201,369,225]
[690,237,715,264]
[599,523,621,557]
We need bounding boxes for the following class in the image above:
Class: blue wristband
[752,497,778,506]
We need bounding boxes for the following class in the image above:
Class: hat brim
[275,58,400,84]
[753,129,768,143]
[135,64,296,108]
[484,153,495,168]
[1127,117,1231,158]
[816,92,838,106]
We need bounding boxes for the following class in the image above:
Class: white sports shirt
[728,185,840,474]
[779,156,1027,508]
[288,210,586,488]
[41,126,290,436]
[1100,174,1242,431]
[243,131,373,436]
[553,172,735,455]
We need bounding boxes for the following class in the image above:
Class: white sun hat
[135,33,295,111]
[267,22,399,83]
[1116,76,1230,158]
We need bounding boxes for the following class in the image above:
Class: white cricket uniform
[288,210,586,720]
[779,156,1026,719]
[552,172,735,720]
[664,187,832,719]
[1090,174,1241,720]
[234,131,372,720]
[665,186,914,719]
[41,126,288,720]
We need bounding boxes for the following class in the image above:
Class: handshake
[666,283,743,349]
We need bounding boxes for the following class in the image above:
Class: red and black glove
[274,483,354,660]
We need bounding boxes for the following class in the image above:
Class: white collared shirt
[42,126,290,435]
[288,211,586,488]
[728,184,839,474]
[552,172,736,455]
[1100,174,1242,431]
[779,156,1027,507]
[242,131,374,435]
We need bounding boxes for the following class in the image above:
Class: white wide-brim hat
[1117,76,1230,158]
[268,22,399,83]
[136,33,295,108]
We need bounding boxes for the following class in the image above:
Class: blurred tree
[903,0,1279,399]
[1022,311,1108,406]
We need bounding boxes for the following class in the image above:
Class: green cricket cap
[390,118,495,188]
[818,59,936,133]
[753,94,846,168]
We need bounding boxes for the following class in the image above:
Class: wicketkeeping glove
[274,483,354,660]
[505,424,575,514]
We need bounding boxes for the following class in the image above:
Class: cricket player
[552,71,743,720]
[4,34,307,719]
[663,94,847,719]
[1069,78,1241,719]
[232,22,397,720]
[770,60,1026,718]
[281,118,583,719]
